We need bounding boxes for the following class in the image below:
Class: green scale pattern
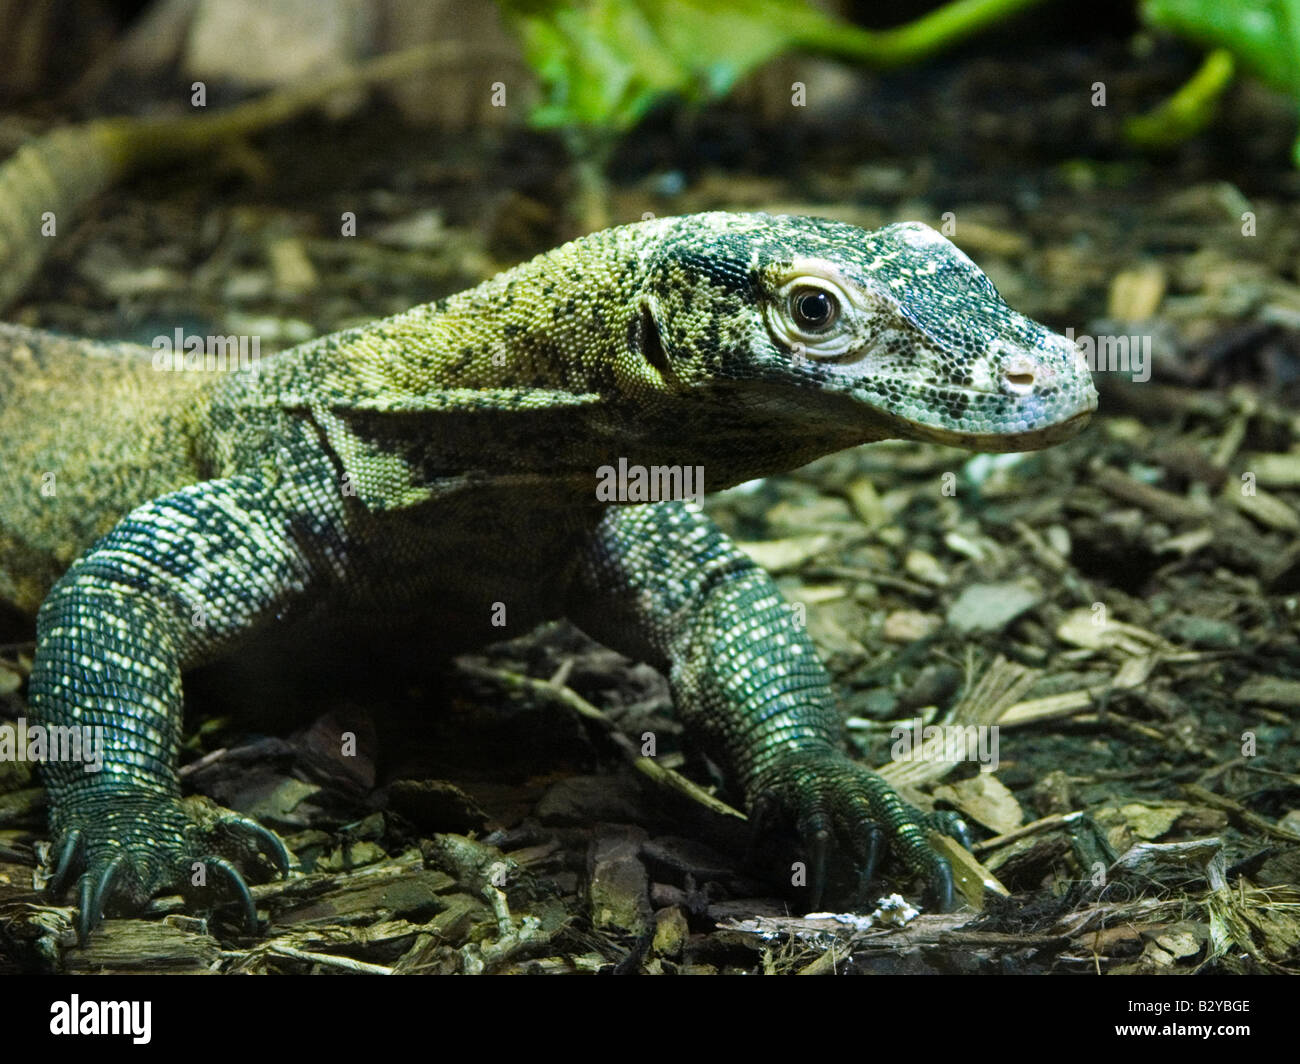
[0,212,1097,937]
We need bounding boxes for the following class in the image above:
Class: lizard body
[0,212,1096,938]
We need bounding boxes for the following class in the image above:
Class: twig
[455,661,746,821]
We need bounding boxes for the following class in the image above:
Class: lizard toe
[844,816,884,910]
[48,793,292,942]
[927,808,973,850]
[75,852,133,944]
[174,801,295,930]
[49,827,85,899]
[751,748,969,913]
[806,826,830,910]
[203,856,259,934]
[922,853,956,914]
[221,813,292,877]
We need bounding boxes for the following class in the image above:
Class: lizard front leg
[30,474,323,940]
[569,500,970,911]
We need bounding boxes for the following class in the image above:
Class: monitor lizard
[0,211,1097,941]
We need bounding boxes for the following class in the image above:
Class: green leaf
[1137,0,1300,161]
[1141,0,1300,95]
[1124,47,1236,148]
[498,0,1052,135]
[501,0,794,133]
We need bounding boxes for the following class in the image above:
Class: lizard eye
[765,268,860,360]
[789,286,839,331]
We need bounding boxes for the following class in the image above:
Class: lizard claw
[205,856,258,934]
[76,871,95,944]
[920,848,955,913]
[49,827,85,899]
[807,826,830,910]
[929,808,973,850]
[48,793,292,942]
[240,818,293,877]
[750,748,971,913]
[918,808,973,911]
[77,852,128,944]
[849,821,884,909]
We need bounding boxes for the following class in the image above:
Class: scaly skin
[0,213,1097,939]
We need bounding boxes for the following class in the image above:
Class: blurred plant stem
[510,0,1054,231]
[1125,47,1237,150]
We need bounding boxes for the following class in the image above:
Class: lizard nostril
[992,341,1041,395]
[1003,366,1034,395]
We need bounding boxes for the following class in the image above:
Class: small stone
[323,840,385,870]
[1119,803,1183,841]
[882,609,942,642]
[0,661,21,695]
[588,826,652,936]
[372,209,448,250]
[1031,770,1073,817]
[863,687,897,717]
[267,237,318,295]
[651,906,689,959]
[386,778,489,834]
[650,882,688,908]
[1148,921,1207,960]
[1108,262,1166,320]
[845,477,888,528]
[946,580,1042,634]
[904,549,949,587]
[1045,525,1072,557]
[536,774,647,826]
[1234,675,1300,708]
[1159,613,1242,650]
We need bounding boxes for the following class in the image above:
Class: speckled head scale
[646,212,1098,451]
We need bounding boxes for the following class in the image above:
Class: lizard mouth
[906,406,1095,452]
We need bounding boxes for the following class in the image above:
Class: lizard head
[642,213,1097,454]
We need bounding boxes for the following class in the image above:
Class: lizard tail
[0,45,455,315]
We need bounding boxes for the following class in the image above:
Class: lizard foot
[749,749,971,913]
[46,794,291,943]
